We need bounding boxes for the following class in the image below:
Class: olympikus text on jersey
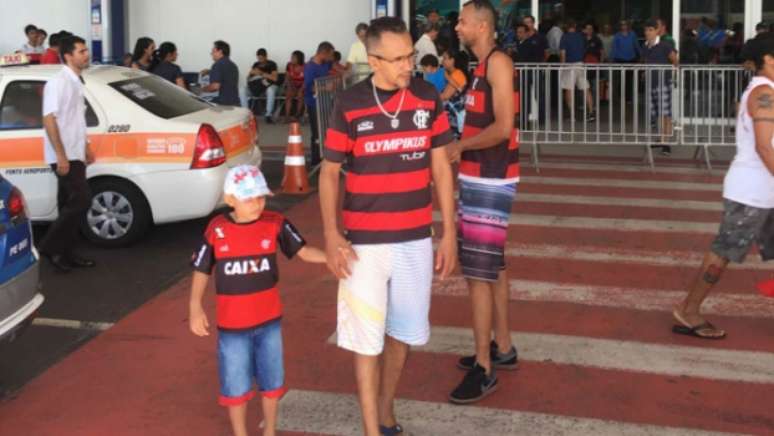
[324,77,454,244]
[460,49,521,181]
[191,211,306,331]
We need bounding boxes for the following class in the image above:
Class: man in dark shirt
[248,48,279,123]
[582,23,604,106]
[523,15,548,62]
[741,23,770,70]
[641,19,678,156]
[203,40,240,106]
[521,15,548,124]
[515,24,546,62]
[560,21,595,121]
[583,23,603,63]
[511,24,528,61]
[303,41,334,167]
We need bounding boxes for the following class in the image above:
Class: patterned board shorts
[457,179,517,282]
[649,83,672,119]
[711,199,774,263]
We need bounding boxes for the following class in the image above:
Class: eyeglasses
[368,51,417,65]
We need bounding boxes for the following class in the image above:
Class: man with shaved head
[448,0,521,405]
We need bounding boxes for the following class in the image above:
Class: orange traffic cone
[281,122,311,194]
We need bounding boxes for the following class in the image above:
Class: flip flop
[757,279,774,297]
[672,322,726,340]
[379,424,404,435]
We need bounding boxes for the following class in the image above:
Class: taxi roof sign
[0,53,30,67]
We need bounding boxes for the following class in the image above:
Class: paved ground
[2,125,772,435]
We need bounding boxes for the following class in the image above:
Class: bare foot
[672,305,705,327]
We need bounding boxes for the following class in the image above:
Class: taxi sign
[0,53,30,67]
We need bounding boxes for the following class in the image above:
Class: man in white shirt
[414,21,440,68]
[346,22,370,74]
[40,35,96,273]
[19,24,45,55]
[673,37,774,339]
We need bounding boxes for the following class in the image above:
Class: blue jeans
[217,319,285,406]
[264,84,278,117]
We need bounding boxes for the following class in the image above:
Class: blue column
[90,0,103,63]
[110,0,126,64]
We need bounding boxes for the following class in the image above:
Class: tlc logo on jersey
[224,257,271,275]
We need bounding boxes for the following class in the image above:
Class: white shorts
[560,65,590,90]
[336,238,433,356]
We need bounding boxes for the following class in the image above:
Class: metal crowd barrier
[314,69,370,160]
[315,63,751,171]
[680,66,751,168]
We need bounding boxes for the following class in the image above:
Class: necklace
[372,79,406,129]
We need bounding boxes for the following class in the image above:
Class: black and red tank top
[459,48,520,181]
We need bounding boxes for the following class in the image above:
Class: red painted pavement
[2,158,773,435]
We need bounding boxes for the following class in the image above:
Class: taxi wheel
[81,179,152,247]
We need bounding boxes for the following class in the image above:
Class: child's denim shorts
[217,319,285,406]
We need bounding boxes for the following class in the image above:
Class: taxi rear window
[109,76,209,119]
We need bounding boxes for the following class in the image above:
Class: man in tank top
[447,0,520,404]
[673,35,774,339]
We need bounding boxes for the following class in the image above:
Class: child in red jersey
[189,164,325,436]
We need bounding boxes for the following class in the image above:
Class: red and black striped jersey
[460,49,520,181]
[324,77,454,244]
[191,211,306,331]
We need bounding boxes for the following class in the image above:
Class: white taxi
[0,62,261,247]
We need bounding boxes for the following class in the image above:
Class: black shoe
[43,253,71,273]
[449,363,498,404]
[264,116,274,124]
[660,146,672,156]
[586,111,596,122]
[457,340,518,371]
[67,254,96,268]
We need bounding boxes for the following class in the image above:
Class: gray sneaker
[457,340,518,371]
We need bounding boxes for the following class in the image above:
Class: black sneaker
[264,116,274,124]
[449,363,498,404]
[457,340,518,371]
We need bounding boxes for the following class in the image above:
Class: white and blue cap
[223,164,272,200]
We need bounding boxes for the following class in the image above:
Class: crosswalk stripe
[433,212,719,233]
[277,390,732,436]
[31,318,114,331]
[433,278,774,319]
[526,161,726,176]
[503,243,770,271]
[515,193,723,211]
[525,176,722,191]
[325,326,774,384]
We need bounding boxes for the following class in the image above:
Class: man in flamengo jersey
[319,16,457,436]
[446,0,520,404]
